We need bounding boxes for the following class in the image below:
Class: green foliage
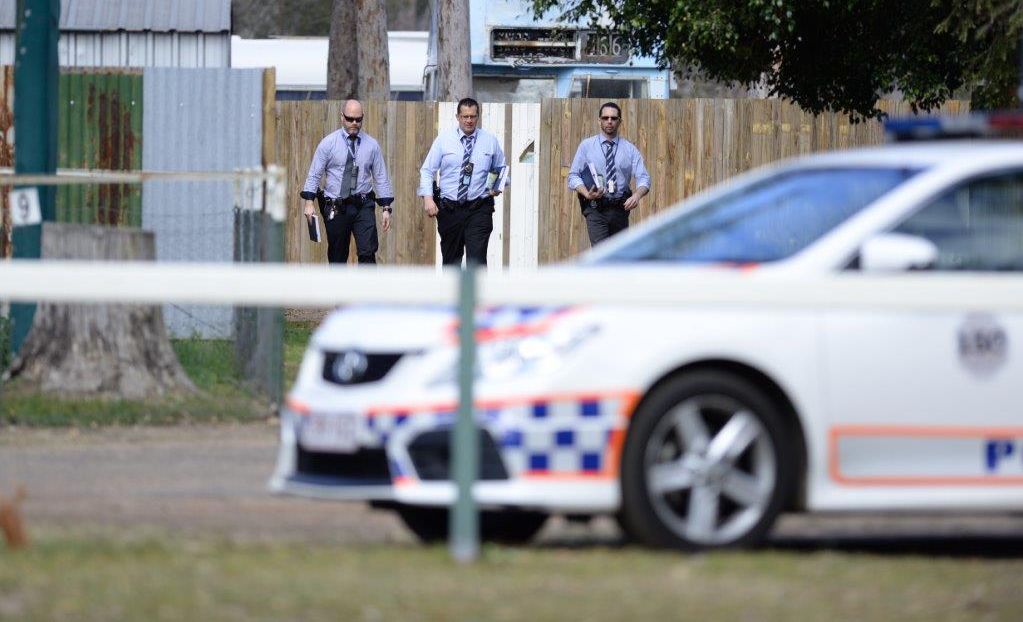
[531,0,1022,119]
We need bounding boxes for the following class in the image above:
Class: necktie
[340,135,358,199]
[603,140,615,193]
[458,134,476,202]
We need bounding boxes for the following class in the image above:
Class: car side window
[893,172,1023,271]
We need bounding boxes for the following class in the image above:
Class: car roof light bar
[885,112,1023,142]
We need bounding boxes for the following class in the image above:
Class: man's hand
[381,210,391,233]
[576,185,604,201]
[423,196,439,218]
[489,189,502,197]
[303,200,316,220]
[623,188,648,211]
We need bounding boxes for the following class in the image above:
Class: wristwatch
[381,206,393,214]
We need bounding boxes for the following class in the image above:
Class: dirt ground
[2,423,1023,552]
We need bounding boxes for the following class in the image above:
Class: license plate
[300,412,359,453]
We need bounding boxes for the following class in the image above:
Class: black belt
[325,192,375,206]
[440,196,491,209]
[595,194,629,209]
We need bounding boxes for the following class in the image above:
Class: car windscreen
[593,167,920,264]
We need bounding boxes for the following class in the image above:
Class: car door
[820,170,1023,505]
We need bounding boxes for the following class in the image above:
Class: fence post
[10,0,59,355]
[450,262,479,562]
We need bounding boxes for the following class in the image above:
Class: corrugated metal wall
[58,68,143,225]
[0,32,230,68]
[142,67,263,338]
[0,0,232,31]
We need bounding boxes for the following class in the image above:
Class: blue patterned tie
[603,140,615,193]
[458,134,476,201]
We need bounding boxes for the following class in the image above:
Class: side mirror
[859,233,938,272]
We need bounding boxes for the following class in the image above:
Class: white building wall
[0,32,229,68]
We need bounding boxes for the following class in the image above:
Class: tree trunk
[327,0,359,99]
[436,0,472,101]
[7,223,195,399]
[357,0,391,100]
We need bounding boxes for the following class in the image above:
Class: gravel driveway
[3,423,1022,553]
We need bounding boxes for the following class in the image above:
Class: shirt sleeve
[418,138,442,197]
[632,145,651,191]
[301,135,331,199]
[369,142,394,206]
[566,142,587,191]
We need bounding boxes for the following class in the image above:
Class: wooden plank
[277,97,972,266]
[502,103,512,268]
[261,69,276,167]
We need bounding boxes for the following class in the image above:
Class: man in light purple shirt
[567,102,651,246]
[419,97,508,267]
[301,100,395,264]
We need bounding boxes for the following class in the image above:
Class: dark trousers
[436,197,494,266]
[322,196,378,264]
[583,200,630,246]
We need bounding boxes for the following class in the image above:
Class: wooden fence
[277,100,439,266]
[276,98,969,266]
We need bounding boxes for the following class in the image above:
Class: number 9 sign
[8,187,41,226]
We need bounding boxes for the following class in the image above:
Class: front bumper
[268,389,638,513]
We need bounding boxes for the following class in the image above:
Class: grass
[0,321,317,427]
[0,532,1020,621]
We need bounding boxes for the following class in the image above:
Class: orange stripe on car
[829,425,1023,486]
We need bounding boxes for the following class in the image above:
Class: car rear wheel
[396,506,549,544]
[619,371,794,550]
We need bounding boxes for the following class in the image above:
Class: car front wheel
[619,370,794,550]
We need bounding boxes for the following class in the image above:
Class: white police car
[271,115,1023,548]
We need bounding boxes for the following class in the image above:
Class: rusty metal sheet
[57,68,143,226]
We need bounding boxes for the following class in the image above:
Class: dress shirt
[567,134,651,199]
[303,130,394,205]
[419,127,508,201]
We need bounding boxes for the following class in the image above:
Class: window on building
[568,77,648,99]
[473,77,557,103]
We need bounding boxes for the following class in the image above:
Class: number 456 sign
[8,187,42,226]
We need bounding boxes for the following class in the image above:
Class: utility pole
[10,0,59,355]
[435,0,472,101]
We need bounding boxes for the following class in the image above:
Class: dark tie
[340,135,358,199]
[603,140,615,191]
[458,134,476,202]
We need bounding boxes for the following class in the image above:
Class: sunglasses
[343,114,364,123]
[600,115,620,121]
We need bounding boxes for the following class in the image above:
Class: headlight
[431,322,600,385]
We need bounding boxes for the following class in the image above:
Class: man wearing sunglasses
[300,99,395,264]
[419,97,508,267]
[568,101,651,246]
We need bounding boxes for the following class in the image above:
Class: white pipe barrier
[1,261,1023,311]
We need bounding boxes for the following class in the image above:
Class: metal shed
[0,0,231,68]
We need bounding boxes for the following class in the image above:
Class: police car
[271,114,1023,549]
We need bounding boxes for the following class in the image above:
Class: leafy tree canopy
[530,0,1023,119]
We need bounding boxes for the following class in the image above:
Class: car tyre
[619,370,794,550]
[396,506,549,544]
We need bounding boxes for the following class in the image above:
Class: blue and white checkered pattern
[493,397,623,476]
[475,306,568,333]
[366,395,625,478]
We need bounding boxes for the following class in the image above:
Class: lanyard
[345,134,359,162]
